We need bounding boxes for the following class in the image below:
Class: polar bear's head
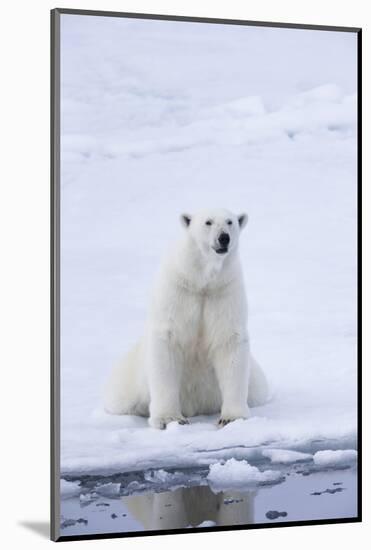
[180,208,247,259]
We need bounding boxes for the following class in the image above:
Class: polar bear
[104,208,269,429]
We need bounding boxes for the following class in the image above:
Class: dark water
[60,465,357,537]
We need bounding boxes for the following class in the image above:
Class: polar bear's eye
[205,220,213,226]
[226,220,233,225]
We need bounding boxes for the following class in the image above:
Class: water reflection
[123,485,255,530]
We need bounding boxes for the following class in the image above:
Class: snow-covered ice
[207,458,283,490]
[313,450,357,467]
[59,15,358,476]
[262,449,312,464]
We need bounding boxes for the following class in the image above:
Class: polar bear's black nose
[218,233,230,247]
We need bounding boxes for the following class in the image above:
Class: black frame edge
[51,7,61,543]
[356,28,362,523]
[53,7,361,33]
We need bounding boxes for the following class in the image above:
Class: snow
[60,479,81,499]
[313,450,357,467]
[262,449,312,464]
[59,15,358,476]
[207,458,283,490]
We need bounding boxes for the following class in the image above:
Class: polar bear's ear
[180,213,192,228]
[238,213,248,229]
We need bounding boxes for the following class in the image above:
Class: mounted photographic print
[51,8,361,541]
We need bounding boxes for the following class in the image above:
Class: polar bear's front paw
[218,409,250,427]
[149,415,189,430]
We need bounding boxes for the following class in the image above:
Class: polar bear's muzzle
[214,232,230,254]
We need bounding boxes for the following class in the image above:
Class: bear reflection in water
[123,485,255,530]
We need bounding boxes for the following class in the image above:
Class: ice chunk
[60,479,81,499]
[207,458,283,491]
[95,482,121,497]
[266,510,288,520]
[313,449,357,467]
[79,492,98,503]
[144,469,173,483]
[196,520,216,528]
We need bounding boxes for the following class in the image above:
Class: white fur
[104,208,269,429]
